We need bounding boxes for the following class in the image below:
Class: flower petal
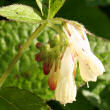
[85,52,105,75]
[79,59,97,82]
[60,47,74,77]
[55,75,77,104]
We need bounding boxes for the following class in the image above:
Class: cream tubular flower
[55,47,77,105]
[63,22,105,82]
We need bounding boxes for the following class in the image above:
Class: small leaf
[0,4,42,23]
[48,0,66,18]
[0,87,50,110]
[35,0,49,18]
[35,0,65,18]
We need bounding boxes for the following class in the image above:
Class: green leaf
[0,20,54,100]
[82,83,110,110]
[48,0,66,18]
[35,0,49,18]
[64,91,95,110]
[0,4,42,23]
[0,87,50,110]
[82,90,101,108]
[35,0,65,18]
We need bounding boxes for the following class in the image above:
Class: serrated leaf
[35,0,65,18]
[0,87,50,110]
[0,4,42,23]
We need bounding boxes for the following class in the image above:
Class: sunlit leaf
[0,4,42,23]
[35,0,65,18]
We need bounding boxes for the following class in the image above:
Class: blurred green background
[0,0,110,110]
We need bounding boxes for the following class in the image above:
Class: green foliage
[35,0,49,18]
[0,87,50,110]
[36,0,65,18]
[48,0,65,18]
[0,0,110,110]
[0,20,110,110]
[82,81,110,110]
[0,4,42,23]
[64,91,95,110]
[0,21,54,100]
[0,0,65,20]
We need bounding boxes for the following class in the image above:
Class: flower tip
[48,78,57,91]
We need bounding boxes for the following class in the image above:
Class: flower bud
[50,35,60,47]
[36,42,42,49]
[43,62,51,75]
[35,53,42,62]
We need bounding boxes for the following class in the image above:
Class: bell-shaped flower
[63,22,105,82]
[48,47,77,105]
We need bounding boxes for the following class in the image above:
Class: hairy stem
[0,23,46,87]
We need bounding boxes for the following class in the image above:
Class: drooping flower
[47,47,77,104]
[35,21,105,105]
[63,22,105,82]
[54,47,77,104]
[35,40,77,105]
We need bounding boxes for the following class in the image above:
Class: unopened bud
[43,62,51,75]
[35,53,42,62]
[50,35,60,47]
[36,42,42,49]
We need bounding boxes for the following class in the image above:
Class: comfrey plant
[0,0,105,106]
[35,21,105,104]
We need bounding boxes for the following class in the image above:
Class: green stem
[0,23,46,87]
[47,23,68,45]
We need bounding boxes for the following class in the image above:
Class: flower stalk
[0,23,47,87]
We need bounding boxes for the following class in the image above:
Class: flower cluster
[35,21,105,105]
